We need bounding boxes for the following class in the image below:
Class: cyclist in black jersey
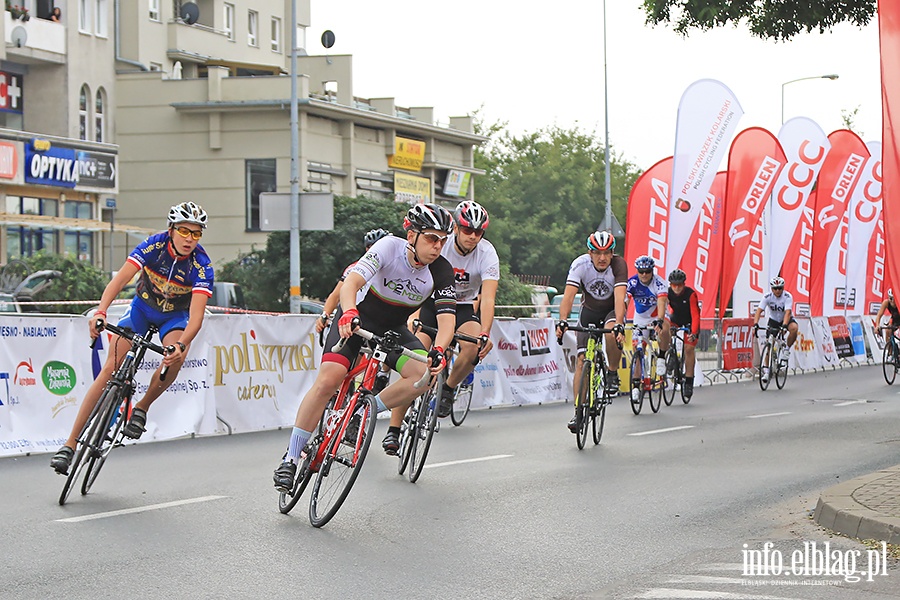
[665,269,700,399]
[274,205,457,491]
[874,288,900,343]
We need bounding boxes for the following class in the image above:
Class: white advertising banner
[788,317,823,371]
[810,316,840,368]
[207,314,322,433]
[0,315,92,456]
[863,315,886,362]
[844,142,883,315]
[487,319,569,406]
[769,118,831,280]
[668,79,743,273]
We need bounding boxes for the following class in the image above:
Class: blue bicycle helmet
[634,255,655,271]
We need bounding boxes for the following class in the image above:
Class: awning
[0,213,158,238]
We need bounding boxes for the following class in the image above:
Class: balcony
[167,19,284,73]
[4,10,66,64]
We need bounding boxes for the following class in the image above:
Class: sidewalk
[814,465,900,544]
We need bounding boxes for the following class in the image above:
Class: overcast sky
[309,1,881,170]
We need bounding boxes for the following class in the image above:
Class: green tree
[217,195,409,310]
[474,122,640,291]
[21,252,108,313]
[641,0,875,40]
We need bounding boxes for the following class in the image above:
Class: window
[79,85,89,140]
[270,17,281,52]
[95,89,105,143]
[223,3,234,40]
[245,159,276,231]
[6,197,58,257]
[296,24,306,51]
[96,0,108,36]
[64,202,94,261]
[149,0,160,21]
[248,11,258,46]
[79,0,91,32]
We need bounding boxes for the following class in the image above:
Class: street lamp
[781,74,839,124]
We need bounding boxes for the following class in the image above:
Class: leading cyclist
[381,201,498,454]
[273,204,457,491]
[50,202,214,475]
[752,276,799,375]
[555,230,627,434]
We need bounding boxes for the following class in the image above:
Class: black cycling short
[766,317,796,336]
[417,298,479,336]
[576,304,617,353]
[322,307,425,371]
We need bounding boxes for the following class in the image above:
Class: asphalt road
[3,365,899,599]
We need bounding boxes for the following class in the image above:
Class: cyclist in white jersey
[274,204,457,491]
[556,230,628,434]
[382,201,499,453]
[752,276,799,365]
[625,255,671,377]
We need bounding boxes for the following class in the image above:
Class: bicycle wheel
[663,348,677,406]
[397,402,416,475]
[82,388,128,495]
[775,347,788,390]
[308,394,377,528]
[574,364,590,450]
[680,352,690,404]
[758,342,772,391]
[591,365,607,445]
[883,341,897,385]
[409,381,441,483]
[630,351,643,415]
[450,382,473,426]
[649,358,662,414]
[58,390,111,505]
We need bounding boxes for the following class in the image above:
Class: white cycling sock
[286,426,312,464]
[372,394,388,413]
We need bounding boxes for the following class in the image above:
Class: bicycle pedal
[434,422,440,433]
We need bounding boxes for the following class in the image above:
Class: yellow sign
[394,172,431,204]
[388,136,425,171]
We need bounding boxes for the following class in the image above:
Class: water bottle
[463,372,474,386]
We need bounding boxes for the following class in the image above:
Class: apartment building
[115,0,485,263]
[0,0,485,269]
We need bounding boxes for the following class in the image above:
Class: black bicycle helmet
[668,269,686,284]
[403,203,453,233]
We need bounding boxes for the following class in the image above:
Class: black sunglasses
[637,269,653,275]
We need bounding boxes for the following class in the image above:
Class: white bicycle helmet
[770,276,785,289]
[168,202,208,229]
[454,201,490,230]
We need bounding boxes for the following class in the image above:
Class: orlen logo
[519,328,550,357]
[729,156,780,247]
[647,177,668,269]
[819,153,864,230]
[42,360,76,396]
[775,140,826,211]
[14,358,35,386]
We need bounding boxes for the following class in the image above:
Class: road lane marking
[834,399,868,406]
[424,454,513,469]
[747,412,792,419]
[628,426,694,437]
[638,589,794,599]
[55,495,227,523]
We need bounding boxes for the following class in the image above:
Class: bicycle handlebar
[92,320,174,381]
[411,319,488,366]
[332,325,431,389]
[558,323,623,350]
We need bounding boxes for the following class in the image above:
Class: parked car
[550,293,582,322]
[12,270,61,312]
[209,282,246,311]
[0,292,22,313]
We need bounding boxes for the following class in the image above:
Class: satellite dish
[10,26,27,48]
[321,30,335,49]
[180,2,200,25]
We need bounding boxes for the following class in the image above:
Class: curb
[814,466,900,544]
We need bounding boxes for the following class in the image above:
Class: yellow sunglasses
[174,226,203,240]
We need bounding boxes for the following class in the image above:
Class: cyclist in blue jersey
[50,202,214,475]
[625,255,671,378]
